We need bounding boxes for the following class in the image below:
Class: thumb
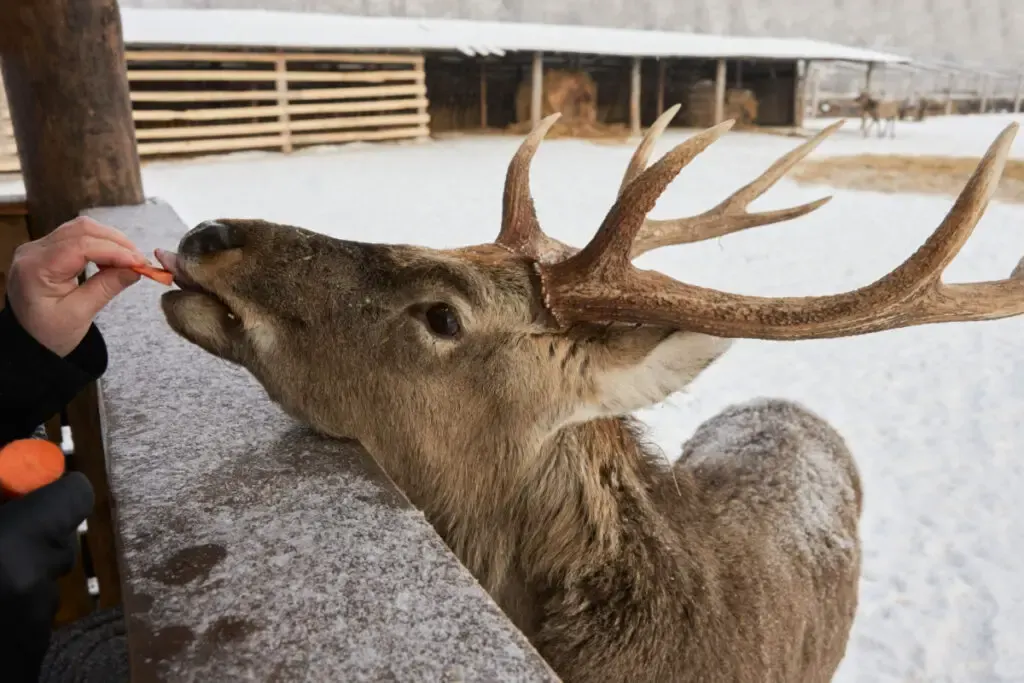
[63,267,141,321]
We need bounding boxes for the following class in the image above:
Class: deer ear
[566,327,732,422]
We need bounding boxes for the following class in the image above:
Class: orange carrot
[98,263,174,286]
[130,263,174,286]
[0,439,66,498]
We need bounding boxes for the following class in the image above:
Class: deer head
[158,106,1022,515]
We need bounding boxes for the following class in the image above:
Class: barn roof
[119,8,912,65]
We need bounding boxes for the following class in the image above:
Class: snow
[117,7,910,63]
[4,112,1024,681]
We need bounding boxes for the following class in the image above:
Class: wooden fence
[1,48,431,173]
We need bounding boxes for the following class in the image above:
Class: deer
[155,104,1022,683]
[855,90,900,138]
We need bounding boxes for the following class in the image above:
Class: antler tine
[630,120,845,258]
[539,122,1024,339]
[617,104,683,197]
[549,119,737,283]
[494,113,568,261]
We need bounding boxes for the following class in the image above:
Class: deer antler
[494,112,577,263]
[621,106,841,258]
[495,105,838,265]
[537,122,1024,339]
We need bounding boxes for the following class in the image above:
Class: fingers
[37,234,147,283]
[64,267,142,321]
[49,216,144,258]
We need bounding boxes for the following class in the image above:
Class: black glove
[0,471,95,683]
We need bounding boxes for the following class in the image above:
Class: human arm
[0,216,147,443]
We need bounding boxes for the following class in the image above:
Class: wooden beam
[274,54,292,153]
[531,51,543,127]
[1014,74,1023,114]
[793,59,806,129]
[808,63,822,119]
[945,71,955,115]
[630,56,641,137]
[714,59,727,125]
[0,0,144,610]
[480,61,488,129]
[656,59,666,116]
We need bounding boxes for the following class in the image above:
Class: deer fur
[855,91,899,138]
[160,222,863,683]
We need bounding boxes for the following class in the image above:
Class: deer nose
[181,220,245,256]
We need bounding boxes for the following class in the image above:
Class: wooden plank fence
[1,48,431,173]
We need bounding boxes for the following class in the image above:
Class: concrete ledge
[85,199,558,682]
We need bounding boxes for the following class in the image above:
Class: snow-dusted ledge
[85,199,558,682]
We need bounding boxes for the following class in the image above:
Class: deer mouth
[155,248,241,325]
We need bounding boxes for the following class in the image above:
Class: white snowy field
[4,113,1024,682]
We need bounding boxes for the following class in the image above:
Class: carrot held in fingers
[129,263,174,286]
[0,439,66,498]
[97,262,174,286]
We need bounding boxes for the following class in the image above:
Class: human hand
[7,217,148,357]
[0,471,94,602]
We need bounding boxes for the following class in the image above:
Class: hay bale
[510,69,630,140]
[515,69,597,123]
[686,81,760,127]
[726,89,758,126]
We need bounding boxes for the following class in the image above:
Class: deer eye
[423,303,461,338]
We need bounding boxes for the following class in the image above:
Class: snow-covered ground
[4,113,1023,682]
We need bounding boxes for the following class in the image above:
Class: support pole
[480,61,488,128]
[865,62,875,92]
[979,73,990,114]
[793,59,806,128]
[656,59,666,116]
[714,58,727,124]
[630,56,641,137]
[1,0,144,609]
[1014,74,1023,114]
[808,62,821,119]
[531,51,543,127]
[945,71,955,116]
[274,54,292,153]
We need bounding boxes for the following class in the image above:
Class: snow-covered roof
[118,8,911,65]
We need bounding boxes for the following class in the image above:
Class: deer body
[467,402,861,683]
[156,109,1021,682]
[856,91,899,138]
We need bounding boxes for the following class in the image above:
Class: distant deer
[158,106,1022,683]
[855,90,899,138]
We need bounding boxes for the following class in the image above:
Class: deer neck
[411,415,699,637]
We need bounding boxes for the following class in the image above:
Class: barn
[0,7,909,174]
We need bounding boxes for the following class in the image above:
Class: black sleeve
[0,299,108,445]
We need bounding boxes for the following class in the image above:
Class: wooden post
[945,71,955,115]
[979,73,989,114]
[714,58,727,124]
[656,59,666,116]
[531,51,543,127]
[793,59,806,129]
[274,54,292,153]
[865,62,875,92]
[808,63,822,119]
[0,0,144,610]
[1014,74,1023,114]
[480,61,488,128]
[903,69,917,100]
[630,56,641,137]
